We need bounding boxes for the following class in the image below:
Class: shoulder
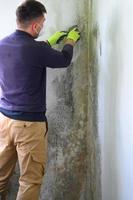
[34,40,50,48]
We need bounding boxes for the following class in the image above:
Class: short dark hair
[16,0,47,23]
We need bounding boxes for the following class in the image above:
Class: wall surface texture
[39,0,101,200]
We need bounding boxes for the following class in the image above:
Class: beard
[33,33,39,39]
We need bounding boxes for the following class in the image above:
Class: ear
[31,22,37,32]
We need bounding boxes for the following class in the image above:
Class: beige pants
[0,113,48,200]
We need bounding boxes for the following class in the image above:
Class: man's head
[16,0,47,38]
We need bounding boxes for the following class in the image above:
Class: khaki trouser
[0,113,48,200]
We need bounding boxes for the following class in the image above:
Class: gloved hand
[67,27,80,43]
[47,31,67,46]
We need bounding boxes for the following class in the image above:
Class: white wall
[97,0,133,199]
[0,0,24,39]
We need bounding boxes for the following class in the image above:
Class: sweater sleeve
[38,42,73,68]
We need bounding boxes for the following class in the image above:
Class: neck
[17,27,33,37]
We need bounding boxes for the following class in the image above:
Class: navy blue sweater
[0,30,73,120]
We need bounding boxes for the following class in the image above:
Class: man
[0,0,80,199]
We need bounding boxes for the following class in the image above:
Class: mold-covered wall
[39,0,101,199]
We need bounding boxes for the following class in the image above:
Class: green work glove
[47,31,67,46]
[67,27,80,42]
